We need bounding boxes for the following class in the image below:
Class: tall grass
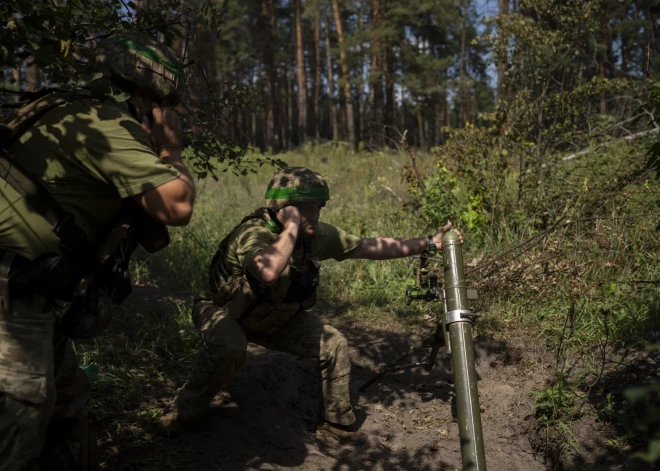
[77,140,660,467]
[131,144,435,325]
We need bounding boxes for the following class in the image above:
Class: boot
[153,410,191,439]
[317,421,368,445]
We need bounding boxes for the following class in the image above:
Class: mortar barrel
[442,230,487,471]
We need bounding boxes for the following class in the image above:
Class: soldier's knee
[321,325,349,359]
[203,336,248,370]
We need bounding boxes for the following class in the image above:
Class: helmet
[265,167,330,210]
[94,33,184,104]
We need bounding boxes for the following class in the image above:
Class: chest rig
[207,208,320,334]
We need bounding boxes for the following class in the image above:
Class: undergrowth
[74,133,660,468]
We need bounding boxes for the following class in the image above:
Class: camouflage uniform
[0,33,186,470]
[175,168,360,427]
[176,297,354,426]
[0,282,90,471]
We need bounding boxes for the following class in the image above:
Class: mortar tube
[442,230,487,471]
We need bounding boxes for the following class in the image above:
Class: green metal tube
[442,230,487,471]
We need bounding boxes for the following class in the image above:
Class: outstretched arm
[355,222,462,260]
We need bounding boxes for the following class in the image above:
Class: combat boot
[316,421,368,446]
[153,410,191,439]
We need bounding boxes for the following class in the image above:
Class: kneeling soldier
[162,166,459,444]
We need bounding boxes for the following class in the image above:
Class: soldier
[160,166,459,445]
[0,34,196,470]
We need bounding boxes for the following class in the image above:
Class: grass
[73,140,660,469]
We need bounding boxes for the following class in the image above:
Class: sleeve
[316,222,363,262]
[78,100,181,198]
[235,221,275,272]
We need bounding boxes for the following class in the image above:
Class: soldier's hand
[140,102,183,155]
[276,205,301,228]
[432,221,463,249]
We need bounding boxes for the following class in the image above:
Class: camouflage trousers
[0,292,91,471]
[175,298,355,426]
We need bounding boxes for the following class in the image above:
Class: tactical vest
[207,208,320,334]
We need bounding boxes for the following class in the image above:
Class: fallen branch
[468,213,660,280]
[523,127,660,175]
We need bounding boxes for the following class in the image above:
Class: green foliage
[0,0,275,179]
[645,82,660,177]
[417,164,456,228]
[534,380,581,428]
[1,0,182,86]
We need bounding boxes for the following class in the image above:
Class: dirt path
[103,288,552,470]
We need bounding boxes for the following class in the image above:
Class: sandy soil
[99,288,640,471]
[100,289,652,471]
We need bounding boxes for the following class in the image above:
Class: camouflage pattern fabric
[0,293,90,471]
[265,166,329,210]
[94,33,184,104]
[175,297,355,426]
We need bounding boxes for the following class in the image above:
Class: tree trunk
[357,1,365,145]
[434,98,444,146]
[369,0,384,148]
[324,6,338,142]
[459,11,468,126]
[417,106,425,150]
[295,0,307,146]
[599,8,607,114]
[287,70,293,148]
[622,6,638,76]
[312,6,321,139]
[497,0,508,101]
[262,0,281,152]
[331,0,355,149]
[385,47,394,130]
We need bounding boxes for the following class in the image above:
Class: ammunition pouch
[125,203,170,254]
[59,288,114,339]
[8,253,78,299]
[283,259,319,304]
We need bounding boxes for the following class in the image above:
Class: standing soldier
[159,166,459,444]
[0,34,196,470]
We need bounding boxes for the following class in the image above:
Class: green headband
[265,186,330,201]
[106,36,185,79]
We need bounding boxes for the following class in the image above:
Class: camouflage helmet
[94,33,185,104]
[265,167,330,210]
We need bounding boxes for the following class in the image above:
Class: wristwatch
[427,235,437,253]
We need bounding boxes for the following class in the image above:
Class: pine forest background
[3,0,660,468]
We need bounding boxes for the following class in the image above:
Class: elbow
[165,201,194,226]
[259,269,279,285]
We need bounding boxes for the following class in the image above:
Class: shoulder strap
[208,208,277,291]
[0,90,94,258]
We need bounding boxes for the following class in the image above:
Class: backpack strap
[0,90,95,258]
[208,208,281,292]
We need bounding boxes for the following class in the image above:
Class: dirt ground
[98,288,638,471]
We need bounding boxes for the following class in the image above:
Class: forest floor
[88,287,650,471]
[75,148,660,470]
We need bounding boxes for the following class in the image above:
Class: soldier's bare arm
[356,222,462,260]
[132,103,196,226]
[247,206,301,284]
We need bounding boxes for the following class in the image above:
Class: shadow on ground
[92,287,551,471]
